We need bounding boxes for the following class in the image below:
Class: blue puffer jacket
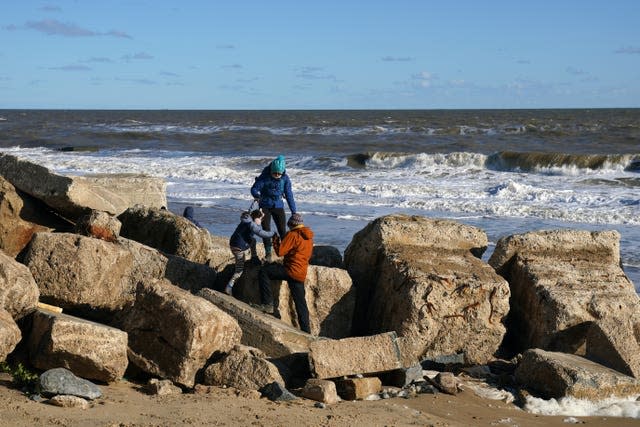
[250,166,297,213]
[229,213,275,250]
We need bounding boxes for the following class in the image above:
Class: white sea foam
[525,394,640,418]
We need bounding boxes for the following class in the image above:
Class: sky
[1,0,639,110]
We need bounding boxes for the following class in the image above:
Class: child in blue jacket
[226,208,275,295]
[250,155,297,262]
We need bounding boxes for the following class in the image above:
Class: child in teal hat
[250,155,297,262]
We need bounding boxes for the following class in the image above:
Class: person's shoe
[224,283,234,295]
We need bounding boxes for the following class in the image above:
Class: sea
[0,108,639,417]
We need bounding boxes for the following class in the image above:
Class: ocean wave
[346,151,487,169]
[486,151,640,174]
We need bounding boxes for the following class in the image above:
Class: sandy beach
[1,372,637,427]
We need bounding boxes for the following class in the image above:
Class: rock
[0,154,166,220]
[515,348,640,400]
[308,331,408,379]
[28,309,128,383]
[586,319,640,378]
[203,345,285,390]
[74,210,121,242]
[198,288,318,358]
[22,232,216,320]
[38,367,102,400]
[430,372,458,395]
[420,353,466,371]
[259,381,298,401]
[335,377,382,400]
[47,394,90,409]
[147,379,182,396]
[22,232,135,315]
[310,245,343,268]
[119,279,241,388]
[275,265,355,339]
[118,205,213,264]
[345,215,509,364]
[0,175,70,257]
[301,378,340,404]
[118,237,215,294]
[378,364,424,388]
[489,229,640,377]
[489,229,621,276]
[0,309,21,362]
[0,250,39,319]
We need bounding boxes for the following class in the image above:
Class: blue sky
[1,1,639,109]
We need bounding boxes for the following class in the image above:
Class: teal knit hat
[270,155,286,174]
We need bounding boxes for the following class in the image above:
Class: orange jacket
[273,225,314,282]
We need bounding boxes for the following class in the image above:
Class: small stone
[314,402,326,409]
[48,395,90,409]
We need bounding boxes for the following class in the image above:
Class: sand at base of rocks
[0,373,635,427]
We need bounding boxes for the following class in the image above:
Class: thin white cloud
[160,71,180,77]
[121,52,154,62]
[115,77,156,85]
[566,66,587,76]
[381,56,414,62]
[48,64,92,71]
[39,5,62,12]
[9,19,131,38]
[296,66,336,81]
[614,46,640,54]
[217,44,235,49]
[222,64,243,69]
[85,57,114,63]
[411,71,436,88]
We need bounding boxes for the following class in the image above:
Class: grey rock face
[38,367,102,400]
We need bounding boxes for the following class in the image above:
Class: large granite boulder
[0,250,39,319]
[515,348,640,400]
[28,309,128,383]
[118,205,213,264]
[202,344,284,390]
[198,289,317,358]
[21,232,216,320]
[118,237,215,294]
[22,232,136,315]
[74,210,121,242]
[489,229,640,377]
[308,332,408,379]
[276,265,355,339]
[0,308,21,362]
[228,264,355,339]
[0,175,71,257]
[0,154,166,221]
[118,279,241,388]
[344,215,509,364]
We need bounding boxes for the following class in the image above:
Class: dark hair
[250,209,263,220]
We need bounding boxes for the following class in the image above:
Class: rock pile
[0,156,639,411]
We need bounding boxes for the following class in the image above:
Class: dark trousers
[258,263,310,334]
[261,207,286,251]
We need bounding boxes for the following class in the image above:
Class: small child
[226,209,275,295]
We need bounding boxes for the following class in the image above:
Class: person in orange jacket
[257,213,313,333]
